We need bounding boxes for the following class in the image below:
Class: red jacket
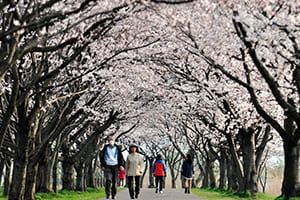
[153,160,167,176]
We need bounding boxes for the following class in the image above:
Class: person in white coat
[125,143,144,199]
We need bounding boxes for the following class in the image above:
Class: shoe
[188,189,190,194]
[106,195,110,199]
[155,188,158,193]
[130,196,134,199]
[159,190,163,194]
[112,196,115,199]
[184,188,187,193]
[135,194,138,198]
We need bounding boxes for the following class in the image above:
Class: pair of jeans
[104,165,119,197]
[155,176,164,191]
[128,176,140,198]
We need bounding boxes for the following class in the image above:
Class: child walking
[118,168,125,188]
[152,154,167,194]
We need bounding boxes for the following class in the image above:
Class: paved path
[98,188,206,200]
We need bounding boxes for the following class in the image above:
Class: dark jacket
[100,144,124,168]
[181,160,194,178]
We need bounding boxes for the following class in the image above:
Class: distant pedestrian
[118,168,125,188]
[152,154,167,194]
[100,137,125,199]
[181,154,194,194]
[125,143,145,199]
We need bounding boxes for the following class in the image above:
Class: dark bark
[86,160,96,188]
[75,162,86,192]
[219,148,227,189]
[62,157,75,190]
[8,110,30,200]
[24,163,38,200]
[148,158,154,188]
[52,158,58,193]
[281,136,300,197]
[0,158,5,186]
[239,127,257,197]
[36,145,52,193]
[3,158,12,196]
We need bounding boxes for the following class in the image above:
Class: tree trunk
[52,158,58,193]
[219,148,227,189]
[36,145,52,193]
[62,157,75,190]
[148,158,154,188]
[75,163,86,192]
[86,160,96,188]
[227,154,239,191]
[8,122,30,200]
[240,127,257,197]
[0,158,5,186]
[281,136,300,198]
[225,132,245,191]
[170,166,176,188]
[3,158,12,196]
[202,163,209,188]
[24,163,38,200]
[208,161,216,188]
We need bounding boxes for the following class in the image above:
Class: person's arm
[152,161,156,173]
[139,155,145,173]
[100,147,106,170]
[125,157,128,173]
[163,161,167,175]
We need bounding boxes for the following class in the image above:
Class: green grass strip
[191,188,300,200]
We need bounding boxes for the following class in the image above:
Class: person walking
[125,143,144,199]
[152,154,167,194]
[181,154,194,194]
[118,168,125,188]
[100,136,125,199]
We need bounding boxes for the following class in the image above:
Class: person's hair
[128,144,139,153]
[156,154,162,160]
[186,153,193,164]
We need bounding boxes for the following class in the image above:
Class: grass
[191,188,300,200]
[35,188,107,200]
[0,188,107,200]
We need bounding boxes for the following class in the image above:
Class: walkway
[97,188,206,200]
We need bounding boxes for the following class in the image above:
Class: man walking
[100,137,124,199]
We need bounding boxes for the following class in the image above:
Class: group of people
[100,136,194,200]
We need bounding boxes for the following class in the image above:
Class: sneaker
[159,190,163,194]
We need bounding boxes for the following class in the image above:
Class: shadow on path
[97,188,206,200]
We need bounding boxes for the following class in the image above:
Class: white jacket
[125,153,144,176]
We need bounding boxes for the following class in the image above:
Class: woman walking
[152,154,167,194]
[181,154,194,194]
[125,143,144,199]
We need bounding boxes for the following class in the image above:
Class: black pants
[104,165,119,197]
[155,176,164,191]
[128,176,140,198]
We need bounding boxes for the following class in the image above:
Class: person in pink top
[118,168,125,188]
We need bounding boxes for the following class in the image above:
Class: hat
[129,143,138,148]
[129,143,139,153]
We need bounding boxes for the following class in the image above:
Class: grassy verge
[36,188,107,200]
[191,188,300,200]
[0,188,107,200]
